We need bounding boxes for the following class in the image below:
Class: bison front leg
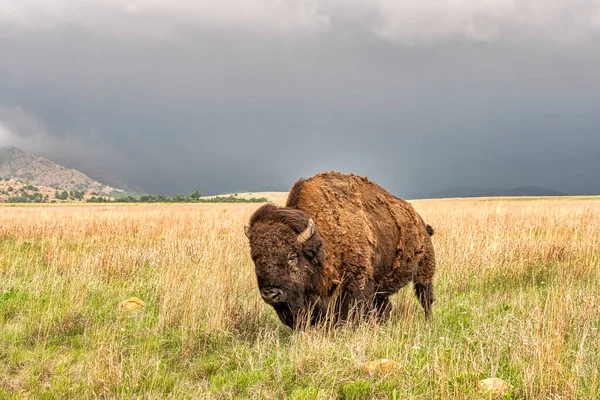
[373,296,392,322]
[334,279,375,325]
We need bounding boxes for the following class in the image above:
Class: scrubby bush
[24,184,39,192]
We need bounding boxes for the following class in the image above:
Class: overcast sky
[1,0,600,196]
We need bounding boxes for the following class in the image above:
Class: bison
[245,171,436,328]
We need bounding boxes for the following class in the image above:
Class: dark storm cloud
[1,1,600,196]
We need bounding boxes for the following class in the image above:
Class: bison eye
[288,253,298,265]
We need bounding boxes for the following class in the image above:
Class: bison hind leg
[413,282,434,320]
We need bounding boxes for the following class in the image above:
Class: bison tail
[426,224,434,236]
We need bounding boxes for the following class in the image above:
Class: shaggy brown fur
[246,171,436,328]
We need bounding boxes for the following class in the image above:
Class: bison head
[245,204,326,328]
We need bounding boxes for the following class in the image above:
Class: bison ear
[244,225,250,238]
[297,218,315,244]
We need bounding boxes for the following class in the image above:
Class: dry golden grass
[0,198,598,398]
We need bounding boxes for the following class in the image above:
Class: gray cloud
[1,1,599,196]
[321,0,600,44]
[3,1,600,43]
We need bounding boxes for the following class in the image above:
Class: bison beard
[246,171,436,329]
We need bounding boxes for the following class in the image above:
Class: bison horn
[244,225,250,238]
[297,218,315,244]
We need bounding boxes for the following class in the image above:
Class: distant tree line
[87,191,268,204]
[0,183,269,204]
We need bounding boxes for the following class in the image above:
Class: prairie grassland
[0,199,599,399]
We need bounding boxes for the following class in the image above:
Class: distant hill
[0,146,124,196]
[416,185,566,199]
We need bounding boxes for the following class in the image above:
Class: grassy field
[0,198,599,399]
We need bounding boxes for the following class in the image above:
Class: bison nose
[260,287,284,304]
